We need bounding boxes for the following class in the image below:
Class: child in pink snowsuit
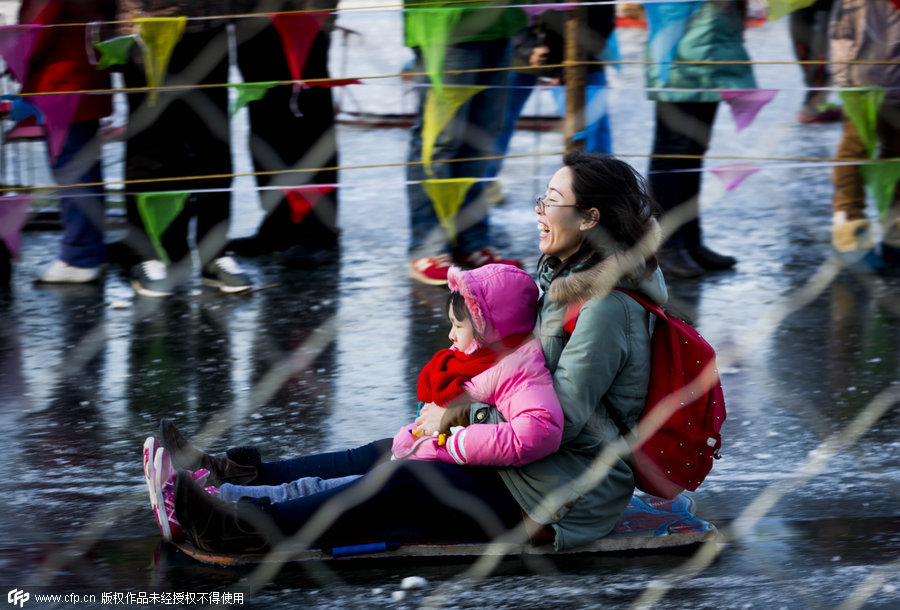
[392,264,564,466]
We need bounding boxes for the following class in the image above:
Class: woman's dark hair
[544,150,660,275]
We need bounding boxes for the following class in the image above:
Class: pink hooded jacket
[391,264,564,466]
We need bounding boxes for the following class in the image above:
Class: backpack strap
[562,288,664,440]
[563,287,665,340]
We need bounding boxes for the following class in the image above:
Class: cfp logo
[7,590,28,608]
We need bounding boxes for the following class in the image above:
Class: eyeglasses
[534,195,587,215]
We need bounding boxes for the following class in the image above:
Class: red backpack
[564,288,726,499]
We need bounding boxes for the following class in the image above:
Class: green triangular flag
[135,191,189,264]
[230,81,278,117]
[422,85,487,175]
[860,161,900,219]
[93,35,136,70]
[404,9,462,95]
[840,87,886,157]
[422,178,477,244]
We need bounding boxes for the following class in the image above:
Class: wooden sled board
[174,494,718,567]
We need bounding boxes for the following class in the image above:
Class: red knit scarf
[416,332,531,407]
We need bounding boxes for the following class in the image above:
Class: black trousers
[647,100,719,250]
[122,27,232,266]
[234,15,339,251]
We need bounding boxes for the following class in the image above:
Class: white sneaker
[37,259,102,283]
[201,256,252,293]
[131,260,173,297]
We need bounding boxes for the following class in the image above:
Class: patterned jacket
[829,0,900,100]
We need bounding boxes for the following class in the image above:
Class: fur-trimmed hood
[447,264,538,354]
[540,218,666,305]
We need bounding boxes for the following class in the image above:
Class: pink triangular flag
[711,163,762,191]
[0,195,33,258]
[31,93,81,161]
[270,13,329,83]
[0,25,42,83]
[721,89,777,132]
[521,4,576,19]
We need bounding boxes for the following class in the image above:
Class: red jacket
[18,0,115,122]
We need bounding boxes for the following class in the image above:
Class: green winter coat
[645,0,756,103]
[494,256,668,551]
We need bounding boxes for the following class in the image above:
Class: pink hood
[447,264,538,354]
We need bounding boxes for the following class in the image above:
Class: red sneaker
[457,247,523,270]
[409,254,453,285]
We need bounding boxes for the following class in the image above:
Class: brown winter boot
[160,419,260,487]
[173,470,279,554]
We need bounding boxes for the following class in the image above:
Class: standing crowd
[3,0,898,293]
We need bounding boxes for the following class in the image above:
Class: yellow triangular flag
[422,178,477,244]
[135,191,189,264]
[767,0,818,22]
[422,85,487,175]
[136,17,186,106]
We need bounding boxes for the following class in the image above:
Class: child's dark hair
[447,291,486,346]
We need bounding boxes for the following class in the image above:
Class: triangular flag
[311,78,363,88]
[767,0,818,22]
[0,95,43,124]
[711,163,762,191]
[422,178,477,244]
[840,88,886,157]
[93,35,137,70]
[31,93,81,161]
[230,81,278,117]
[860,161,900,219]
[270,13,329,83]
[404,9,463,95]
[521,4,576,19]
[280,186,335,224]
[721,89,777,132]
[0,25,42,83]
[644,2,703,85]
[422,85,487,175]
[0,195,33,259]
[135,191,189,264]
[136,17,187,106]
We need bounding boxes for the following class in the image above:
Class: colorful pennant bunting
[0,25,42,83]
[136,17,187,106]
[135,191,189,264]
[281,186,335,224]
[0,195,33,259]
[721,89,777,132]
[711,163,762,191]
[31,93,81,161]
[767,0,818,22]
[422,85,487,175]
[422,178,477,243]
[93,35,137,70]
[270,12,329,83]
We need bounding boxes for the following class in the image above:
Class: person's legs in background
[790,0,841,123]
[407,39,521,285]
[484,70,537,204]
[648,100,733,278]
[37,120,107,283]
[230,17,340,268]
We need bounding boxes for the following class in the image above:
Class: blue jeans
[51,121,106,268]
[407,39,511,258]
[487,70,612,180]
[253,439,522,546]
